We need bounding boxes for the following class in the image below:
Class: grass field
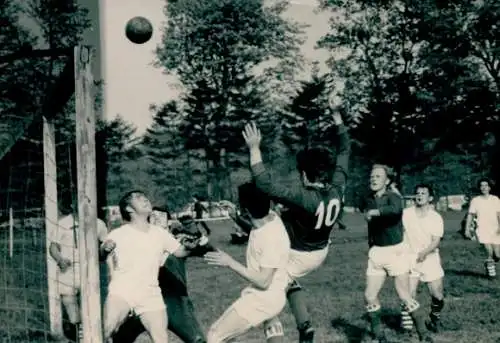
[1,211,500,343]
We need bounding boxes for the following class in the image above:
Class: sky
[100,0,332,135]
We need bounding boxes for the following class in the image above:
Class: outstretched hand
[204,249,234,267]
[242,122,262,150]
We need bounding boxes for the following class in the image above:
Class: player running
[100,190,196,343]
[362,165,432,342]
[465,178,500,278]
[242,106,349,343]
[400,184,445,334]
[204,182,290,343]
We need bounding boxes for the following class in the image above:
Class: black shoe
[299,327,314,343]
[425,319,440,333]
[493,255,499,263]
[419,335,434,342]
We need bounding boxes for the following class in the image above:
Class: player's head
[478,178,493,195]
[414,184,434,207]
[296,146,334,186]
[119,190,152,222]
[370,164,395,193]
[238,182,270,220]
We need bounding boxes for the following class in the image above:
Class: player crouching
[400,184,445,334]
[204,182,291,343]
[100,190,199,343]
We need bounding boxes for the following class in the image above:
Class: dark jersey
[251,124,350,251]
[361,190,404,247]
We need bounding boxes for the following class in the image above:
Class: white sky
[101,0,331,135]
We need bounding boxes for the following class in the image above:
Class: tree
[154,0,304,200]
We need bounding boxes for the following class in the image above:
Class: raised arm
[243,122,310,209]
[331,111,350,190]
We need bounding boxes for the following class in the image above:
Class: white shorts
[287,247,329,279]
[229,287,287,327]
[409,252,444,283]
[107,284,166,315]
[366,243,411,277]
[476,226,500,245]
[58,268,80,296]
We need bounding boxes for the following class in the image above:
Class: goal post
[74,45,103,343]
[43,45,103,343]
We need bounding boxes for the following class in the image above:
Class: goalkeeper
[113,213,215,343]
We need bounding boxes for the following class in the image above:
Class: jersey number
[314,199,341,229]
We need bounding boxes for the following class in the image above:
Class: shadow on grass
[446,269,488,279]
[330,317,367,343]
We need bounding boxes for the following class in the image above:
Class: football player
[99,191,197,343]
[204,182,290,343]
[362,165,432,342]
[465,178,500,278]
[241,106,349,343]
[401,184,445,334]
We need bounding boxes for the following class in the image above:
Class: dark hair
[478,178,493,189]
[296,146,334,184]
[415,183,434,197]
[238,182,270,219]
[119,190,146,222]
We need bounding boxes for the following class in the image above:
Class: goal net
[0,47,104,343]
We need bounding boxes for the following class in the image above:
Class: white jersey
[105,223,181,292]
[54,215,108,264]
[469,195,500,231]
[402,206,444,254]
[246,212,290,292]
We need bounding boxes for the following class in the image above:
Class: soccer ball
[125,16,153,44]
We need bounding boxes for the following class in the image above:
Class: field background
[1,211,500,343]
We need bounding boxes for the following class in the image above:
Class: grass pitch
[1,211,500,342]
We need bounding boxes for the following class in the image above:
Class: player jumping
[242,106,349,343]
[204,182,290,343]
[362,165,432,342]
[100,190,196,343]
[400,184,445,334]
[465,178,500,278]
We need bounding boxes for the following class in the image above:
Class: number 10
[315,199,341,229]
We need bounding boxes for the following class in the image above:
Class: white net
[0,110,84,343]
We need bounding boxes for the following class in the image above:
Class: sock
[406,300,429,340]
[264,318,285,343]
[76,323,83,342]
[429,297,444,323]
[366,304,383,339]
[287,284,311,332]
[401,302,413,331]
[485,259,496,277]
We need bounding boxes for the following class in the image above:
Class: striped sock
[401,302,413,331]
[485,259,496,277]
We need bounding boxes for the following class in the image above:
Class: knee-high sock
[485,259,496,277]
[405,299,429,340]
[366,304,383,338]
[429,296,444,323]
[401,302,413,331]
[287,287,310,329]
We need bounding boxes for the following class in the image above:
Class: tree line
[1,0,498,212]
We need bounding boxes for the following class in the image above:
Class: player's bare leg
[286,281,314,343]
[103,294,132,341]
[364,274,387,342]
[207,308,253,343]
[61,294,82,342]
[483,244,497,278]
[394,274,432,342]
[426,278,444,332]
[139,309,169,343]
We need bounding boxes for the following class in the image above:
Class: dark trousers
[113,256,205,343]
